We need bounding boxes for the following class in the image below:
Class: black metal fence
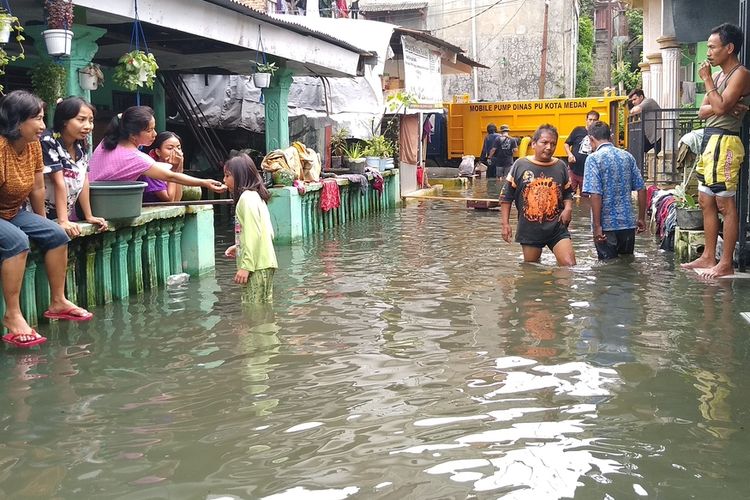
[629,107,750,270]
[627,107,704,183]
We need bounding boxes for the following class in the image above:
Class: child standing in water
[223,154,277,303]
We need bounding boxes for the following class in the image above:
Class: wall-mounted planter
[78,70,98,90]
[42,29,73,56]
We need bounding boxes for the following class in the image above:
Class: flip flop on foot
[2,330,47,348]
[43,307,94,322]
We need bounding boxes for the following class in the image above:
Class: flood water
[2,179,750,499]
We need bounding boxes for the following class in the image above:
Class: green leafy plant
[611,60,641,93]
[0,10,26,95]
[331,127,349,157]
[253,61,278,75]
[113,50,159,91]
[79,62,104,87]
[576,15,594,97]
[343,142,365,160]
[385,90,418,113]
[364,134,395,158]
[674,183,698,209]
[31,61,67,105]
[44,0,74,30]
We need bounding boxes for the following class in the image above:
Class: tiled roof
[359,1,428,12]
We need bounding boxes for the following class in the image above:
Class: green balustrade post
[129,226,146,295]
[96,232,115,305]
[84,238,97,307]
[143,223,159,290]
[169,221,184,274]
[65,242,79,306]
[113,228,132,300]
[33,251,51,316]
[20,257,38,326]
[155,222,171,284]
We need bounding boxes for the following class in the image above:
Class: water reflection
[1,181,750,498]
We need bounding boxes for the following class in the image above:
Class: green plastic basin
[89,181,147,219]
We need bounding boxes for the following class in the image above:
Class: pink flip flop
[2,331,47,348]
[43,307,94,322]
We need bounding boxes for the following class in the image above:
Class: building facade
[427,0,580,101]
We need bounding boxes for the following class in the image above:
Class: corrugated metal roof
[359,1,428,12]
[202,0,374,55]
[394,27,488,69]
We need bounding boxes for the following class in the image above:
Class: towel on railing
[336,173,369,194]
[320,179,341,212]
[365,167,384,195]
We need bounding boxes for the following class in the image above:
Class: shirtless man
[682,22,750,278]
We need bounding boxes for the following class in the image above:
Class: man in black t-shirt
[489,124,519,181]
[564,110,599,196]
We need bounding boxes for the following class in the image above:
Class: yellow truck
[440,94,629,160]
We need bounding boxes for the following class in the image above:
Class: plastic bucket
[89,181,147,219]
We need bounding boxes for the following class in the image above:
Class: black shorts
[520,224,571,251]
[595,228,636,260]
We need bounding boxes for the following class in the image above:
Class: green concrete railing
[268,170,400,244]
[1,205,215,329]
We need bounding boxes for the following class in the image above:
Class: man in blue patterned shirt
[582,121,647,260]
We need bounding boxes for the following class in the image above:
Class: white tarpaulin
[179,17,397,139]
[400,35,442,106]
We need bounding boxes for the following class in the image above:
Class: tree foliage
[611,60,641,92]
[576,15,594,97]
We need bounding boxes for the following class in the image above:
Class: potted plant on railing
[252,61,277,89]
[674,182,703,230]
[330,128,349,170]
[31,60,66,109]
[78,62,104,90]
[0,10,25,94]
[343,142,366,174]
[113,50,159,91]
[43,0,74,57]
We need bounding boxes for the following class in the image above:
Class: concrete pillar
[267,187,304,244]
[25,24,106,126]
[262,69,294,153]
[65,25,107,99]
[647,53,663,105]
[154,78,167,133]
[639,61,651,97]
[658,36,681,109]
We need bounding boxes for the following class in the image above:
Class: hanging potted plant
[113,50,158,91]
[31,60,67,107]
[252,61,277,89]
[78,62,104,90]
[42,0,74,57]
[0,10,25,94]
[0,9,18,44]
